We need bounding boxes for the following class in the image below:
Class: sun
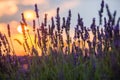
[17,25,28,34]
[24,10,36,21]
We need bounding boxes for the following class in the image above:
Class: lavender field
[0,0,120,80]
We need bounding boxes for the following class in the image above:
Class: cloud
[19,0,47,5]
[0,21,19,36]
[0,23,7,34]
[60,0,80,10]
[0,0,18,17]
[9,21,20,34]
[42,0,80,21]
[0,0,47,17]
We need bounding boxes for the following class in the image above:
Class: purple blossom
[33,20,36,32]
[112,11,116,26]
[106,4,112,21]
[78,13,84,32]
[76,25,81,39]
[97,26,102,41]
[65,10,71,32]
[7,24,11,37]
[35,4,39,18]
[51,17,55,35]
[62,17,65,29]
[56,7,60,33]
[104,17,107,28]
[91,18,96,35]
[21,13,27,26]
[44,14,47,26]
[84,27,89,41]
[99,0,104,25]
[101,0,104,11]
[73,27,77,40]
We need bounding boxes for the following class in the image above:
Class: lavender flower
[113,17,120,38]
[104,17,107,28]
[35,4,39,18]
[21,13,27,26]
[44,14,47,26]
[73,27,77,40]
[99,0,104,25]
[78,13,84,28]
[62,17,65,29]
[91,18,96,35]
[51,17,55,35]
[33,20,36,32]
[77,13,81,25]
[7,24,11,37]
[56,7,60,33]
[37,28,41,47]
[101,0,104,12]
[112,11,116,26]
[66,10,71,32]
[106,4,112,21]
[84,27,89,41]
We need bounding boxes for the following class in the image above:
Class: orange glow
[17,25,28,34]
[24,10,36,21]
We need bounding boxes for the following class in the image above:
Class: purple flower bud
[21,13,27,26]
[65,10,71,32]
[117,17,120,26]
[114,24,119,38]
[51,17,55,31]
[33,20,36,32]
[91,18,96,35]
[99,10,102,25]
[74,27,77,40]
[84,27,89,40]
[56,7,60,33]
[44,14,47,26]
[101,0,104,8]
[106,4,112,20]
[35,4,39,18]
[69,10,71,18]
[62,17,65,29]
[112,11,116,26]
[48,25,51,35]
[7,24,11,37]
[78,13,81,25]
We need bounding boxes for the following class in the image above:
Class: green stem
[9,37,15,55]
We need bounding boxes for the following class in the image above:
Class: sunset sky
[0,0,120,56]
